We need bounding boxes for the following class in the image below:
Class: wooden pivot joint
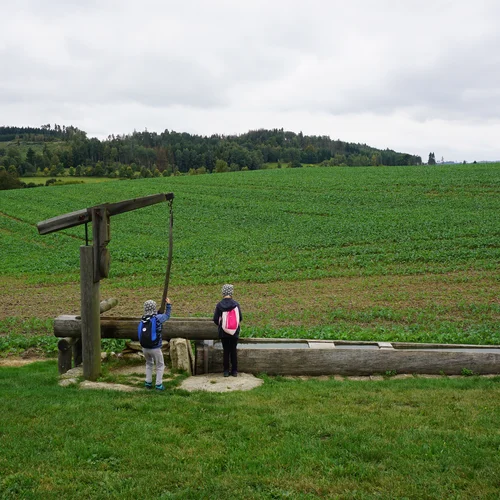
[100,298,118,314]
[92,206,111,282]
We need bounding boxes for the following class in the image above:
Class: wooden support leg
[57,337,74,375]
[73,338,83,367]
[204,342,209,375]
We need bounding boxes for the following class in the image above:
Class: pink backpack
[221,307,240,335]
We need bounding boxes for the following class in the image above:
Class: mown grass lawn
[1,361,499,499]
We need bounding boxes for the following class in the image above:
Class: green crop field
[1,163,499,346]
[3,163,499,283]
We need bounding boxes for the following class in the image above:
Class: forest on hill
[0,124,422,187]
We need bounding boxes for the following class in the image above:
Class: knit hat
[143,300,157,315]
[222,284,234,297]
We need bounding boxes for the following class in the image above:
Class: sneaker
[231,371,238,377]
[145,382,152,389]
[223,371,230,377]
[155,384,165,391]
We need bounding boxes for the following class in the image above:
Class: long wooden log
[195,339,500,376]
[54,315,219,340]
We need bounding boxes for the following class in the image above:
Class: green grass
[0,317,127,357]
[1,361,499,499]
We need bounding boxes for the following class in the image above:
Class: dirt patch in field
[1,271,498,328]
[0,357,47,367]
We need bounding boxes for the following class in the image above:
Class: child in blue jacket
[140,298,171,390]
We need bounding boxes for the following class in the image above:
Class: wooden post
[80,246,101,380]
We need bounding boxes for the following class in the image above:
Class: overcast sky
[2,0,500,162]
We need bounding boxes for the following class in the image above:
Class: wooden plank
[392,342,497,350]
[80,246,101,380]
[106,192,173,217]
[378,342,394,350]
[37,193,174,235]
[308,342,336,349]
[37,208,90,235]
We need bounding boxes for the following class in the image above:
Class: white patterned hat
[143,300,157,315]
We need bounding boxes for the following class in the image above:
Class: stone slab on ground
[59,378,78,387]
[60,366,84,379]
[179,372,264,393]
[80,381,141,392]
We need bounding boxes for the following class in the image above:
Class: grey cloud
[2,0,500,162]
[337,33,500,120]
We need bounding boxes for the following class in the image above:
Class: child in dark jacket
[213,284,242,377]
[139,298,171,390]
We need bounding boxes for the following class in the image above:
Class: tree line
[0,125,423,186]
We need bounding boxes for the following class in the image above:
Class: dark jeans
[221,337,238,373]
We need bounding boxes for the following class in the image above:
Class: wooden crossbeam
[37,192,174,235]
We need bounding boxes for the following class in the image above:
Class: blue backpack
[138,315,158,348]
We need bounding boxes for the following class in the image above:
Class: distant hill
[0,124,422,180]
